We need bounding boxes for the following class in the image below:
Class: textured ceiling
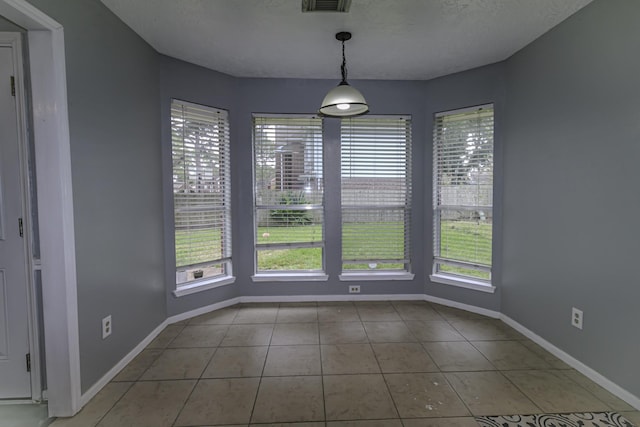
[100,0,592,80]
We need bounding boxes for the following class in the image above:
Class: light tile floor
[49,301,639,427]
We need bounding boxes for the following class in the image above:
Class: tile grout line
[501,367,614,415]
[432,303,538,418]
[466,339,500,371]
[319,307,328,425]
[494,369,545,415]
[438,304,565,417]
[100,322,190,427]
[375,302,409,420]
[79,301,626,426]
[171,316,227,427]
[88,381,136,427]
[168,378,199,427]
[552,370,620,411]
[424,303,516,419]
[111,347,164,383]
[246,305,276,425]
[174,306,239,426]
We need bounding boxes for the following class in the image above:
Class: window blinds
[341,116,412,271]
[433,105,493,281]
[171,100,231,283]
[253,115,324,272]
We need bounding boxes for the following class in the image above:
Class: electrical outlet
[571,307,583,330]
[349,285,360,294]
[102,315,112,339]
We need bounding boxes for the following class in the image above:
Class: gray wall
[26,0,166,392]
[159,56,240,315]
[0,14,24,31]
[502,0,640,396]
[24,0,638,401]
[234,78,429,299]
[160,58,506,315]
[424,64,506,312]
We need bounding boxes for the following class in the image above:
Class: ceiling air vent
[302,0,351,13]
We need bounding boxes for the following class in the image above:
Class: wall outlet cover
[102,315,112,339]
[571,307,583,330]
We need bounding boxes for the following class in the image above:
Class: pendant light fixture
[319,31,369,117]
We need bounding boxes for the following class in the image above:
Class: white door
[0,44,32,399]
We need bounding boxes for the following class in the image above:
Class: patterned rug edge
[475,411,636,427]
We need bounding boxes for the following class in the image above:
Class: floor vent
[302,0,351,13]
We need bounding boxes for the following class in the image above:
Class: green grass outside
[257,224,322,270]
[439,220,492,279]
[175,228,223,267]
[257,247,323,270]
[176,220,492,275]
[257,225,323,244]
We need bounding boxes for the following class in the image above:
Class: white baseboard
[166,297,242,325]
[501,314,640,410]
[423,294,501,319]
[239,294,425,303]
[79,294,639,413]
[79,319,169,407]
[78,293,425,407]
[77,292,495,408]
[81,297,244,405]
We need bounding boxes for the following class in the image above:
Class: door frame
[0,30,40,402]
[0,0,80,417]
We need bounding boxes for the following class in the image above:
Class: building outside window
[253,115,324,275]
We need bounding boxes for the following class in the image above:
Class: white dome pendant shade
[319,32,369,118]
[320,82,369,117]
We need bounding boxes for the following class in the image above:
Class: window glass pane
[172,100,231,286]
[253,115,324,273]
[256,208,323,244]
[342,208,408,266]
[433,105,493,281]
[175,226,222,266]
[257,248,323,271]
[439,209,492,266]
[341,116,412,272]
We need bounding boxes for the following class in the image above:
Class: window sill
[173,275,236,297]
[429,274,495,294]
[339,272,415,281]
[251,273,329,283]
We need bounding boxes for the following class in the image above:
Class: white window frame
[171,99,234,297]
[431,104,495,293]
[251,114,327,281]
[339,115,414,281]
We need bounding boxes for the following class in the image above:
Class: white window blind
[171,99,232,285]
[253,115,324,272]
[433,104,493,282]
[341,116,412,272]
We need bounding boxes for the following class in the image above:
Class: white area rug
[476,412,635,427]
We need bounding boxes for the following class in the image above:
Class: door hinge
[26,353,31,372]
[10,76,15,96]
[18,218,23,237]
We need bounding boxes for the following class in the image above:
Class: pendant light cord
[341,39,348,83]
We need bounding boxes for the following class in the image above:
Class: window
[253,115,324,275]
[341,116,412,274]
[432,104,494,284]
[171,100,232,289]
